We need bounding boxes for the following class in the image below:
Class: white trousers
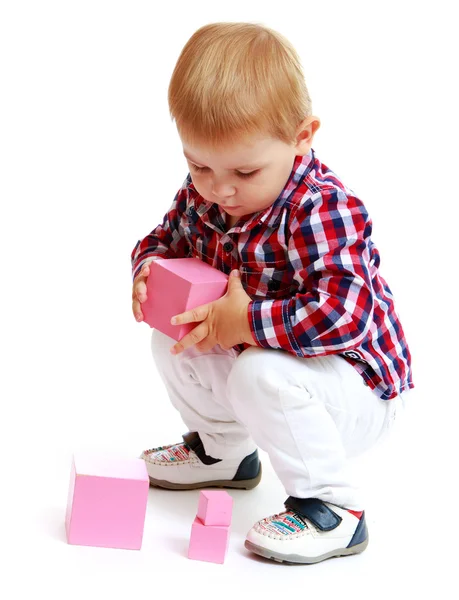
[151,330,403,510]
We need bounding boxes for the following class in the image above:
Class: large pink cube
[197,490,233,526]
[142,258,228,341]
[65,453,150,550]
[188,516,230,564]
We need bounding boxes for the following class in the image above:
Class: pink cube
[142,258,228,340]
[188,517,230,564]
[197,490,233,526]
[65,453,150,550]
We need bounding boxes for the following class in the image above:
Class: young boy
[131,22,413,564]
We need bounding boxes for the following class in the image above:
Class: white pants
[151,330,403,510]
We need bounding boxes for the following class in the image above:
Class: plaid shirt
[132,150,413,400]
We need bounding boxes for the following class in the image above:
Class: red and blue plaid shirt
[132,150,413,400]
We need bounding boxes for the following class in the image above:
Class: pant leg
[226,346,396,510]
[151,329,256,460]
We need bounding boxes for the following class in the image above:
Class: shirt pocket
[240,261,295,300]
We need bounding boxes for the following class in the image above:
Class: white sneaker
[245,497,369,564]
[140,431,262,490]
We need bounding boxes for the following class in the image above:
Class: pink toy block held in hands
[188,517,231,564]
[65,453,149,550]
[197,490,233,526]
[142,258,228,341]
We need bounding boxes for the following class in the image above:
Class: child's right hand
[132,262,152,322]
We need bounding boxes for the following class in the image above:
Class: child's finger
[134,280,148,303]
[133,263,150,286]
[139,263,151,278]
[170,322,208,354]
[132,298,144,322]
[171,303,209,326]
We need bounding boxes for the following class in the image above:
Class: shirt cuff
[248,298,305,356]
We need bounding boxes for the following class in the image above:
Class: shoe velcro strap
[182,431,222,465]
[284,497,342,531]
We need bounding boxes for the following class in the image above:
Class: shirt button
[268,279,281,291]
[223,242,234,253]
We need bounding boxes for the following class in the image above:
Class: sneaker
[140,431,262,490]
[245,497,369,564]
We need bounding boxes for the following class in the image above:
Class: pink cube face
[142,262,191,339]
[197,490,233,526]
[66,456,149,550]
[142,258,228,341]
[188,517,230,564]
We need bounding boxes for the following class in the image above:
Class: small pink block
[65,453,149,550]
[188,517,230,564]
[142,258,228,340]
[197,490,233,526]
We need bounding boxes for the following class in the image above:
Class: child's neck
[226,214,239,229]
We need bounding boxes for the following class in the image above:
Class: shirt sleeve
[248,188,375,357]
[131,180,191,279]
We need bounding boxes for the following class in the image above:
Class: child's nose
[211,181,236,199]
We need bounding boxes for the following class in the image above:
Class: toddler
[131,22,413,564]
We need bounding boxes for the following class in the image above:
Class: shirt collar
[187,149,315,230]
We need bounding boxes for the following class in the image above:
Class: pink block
[142,258,228,341]
[197,490,233,526]
[188,517,230,564]
[65,453,150,550]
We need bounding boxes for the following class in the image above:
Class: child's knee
[227,347,289,406]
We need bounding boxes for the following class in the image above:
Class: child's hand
[132,262,152,322]
[170,270,257,354]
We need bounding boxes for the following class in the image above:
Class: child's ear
[294,116,321,155]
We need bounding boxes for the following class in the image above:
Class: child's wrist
[243,304,257,346]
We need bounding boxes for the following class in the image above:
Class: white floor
[4,376,455,600]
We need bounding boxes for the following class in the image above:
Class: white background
[1,0,457,598]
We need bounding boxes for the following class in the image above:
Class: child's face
[181,135,301,223]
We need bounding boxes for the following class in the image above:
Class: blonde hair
[168,22,312,147]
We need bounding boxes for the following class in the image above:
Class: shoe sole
[244,536,369,564]
[148,463,262,490]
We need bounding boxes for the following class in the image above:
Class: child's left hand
[170,270,257,354]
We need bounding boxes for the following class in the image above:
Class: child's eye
[236,170,259,179]
[190,163,259,179]
[191,164,208,173]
